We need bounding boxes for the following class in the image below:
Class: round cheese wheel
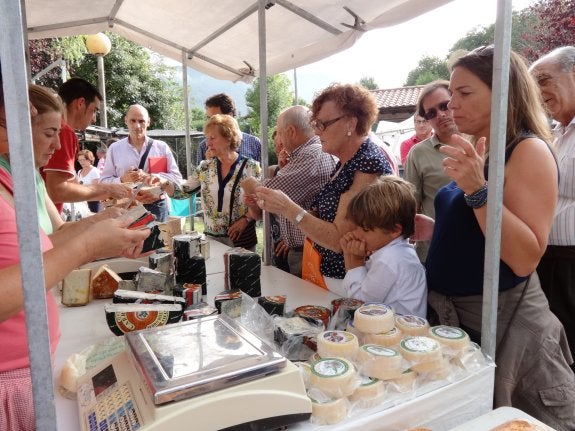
[353,303,395,334]
[348,375,385,408]
[345,319,363,344]
[317,330,359,361]
[363,326,403,347]
[391,368,418,392]
[399,336,442,372]
[357,344,402,380]
[426,355,452,380]
[309,357,357,398]
[428,325,470,354]
[395,315,430,336]
[308,389,347,425]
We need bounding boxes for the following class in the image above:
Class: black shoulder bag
[228,158,257,249]
[138,139,154,171]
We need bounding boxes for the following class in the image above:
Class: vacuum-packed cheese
[353,303,394,334]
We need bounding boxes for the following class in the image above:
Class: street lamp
[85,33,111,128]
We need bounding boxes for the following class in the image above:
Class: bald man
[100,104,182,221]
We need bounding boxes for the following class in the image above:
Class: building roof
[371,85,424,122]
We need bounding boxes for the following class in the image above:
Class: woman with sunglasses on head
[417,47,575,428]
[0,81,150,431]
[255,83,392,294]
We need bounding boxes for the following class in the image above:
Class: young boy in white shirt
[340,176,427,317]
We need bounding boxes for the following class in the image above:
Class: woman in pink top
[0,81,151,431]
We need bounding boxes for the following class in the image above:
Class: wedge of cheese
[62,268,91,306]
[91,264,122,299]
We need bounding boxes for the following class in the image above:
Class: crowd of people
[2,42,575,430]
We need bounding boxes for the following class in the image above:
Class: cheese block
[363,326,403,347]
[224,247,261,297]
[91,264,122,299]
[308,389,347,425]
[309,357,357,398]
[428,325,470,354]
[348,375,385,408]
[136,266,170,293]
[105,303,183,336]
[357,344,403,380]
[316,330,359,361]
[399,336,442,373]
[353,303,395,334]
[395,315,429,336]
[62,268,91,306]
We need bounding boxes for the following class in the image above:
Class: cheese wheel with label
[309,357,357,398]
[428,325,470,354]
[317,330,359,361]
[348,376,384,408]
[395,315,429,336]
[308,389,347,425]
[363,326,403,347]
[399,336,442,372]
[357,344,402,380]
[353,304,394,334]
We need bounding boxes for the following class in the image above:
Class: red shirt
[399,134,421,165]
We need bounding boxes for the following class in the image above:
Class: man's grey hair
[279,105,314,136]
[530,46,575,72]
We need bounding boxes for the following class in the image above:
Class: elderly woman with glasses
[415,46,575,428]
[255,83,392,294]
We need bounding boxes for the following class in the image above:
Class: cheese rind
[309,357,357,398]
[363,326,403,347]
[357,344,402,380]
[91,264,122,299]
[62,268,91,306]
[353,303,395,334]
[317,330,359,361]
[395,315,429,336]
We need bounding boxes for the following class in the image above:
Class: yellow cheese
[61,268,91,306]
[309,357,357,398]
[428,325,470,354]
[317,330,359,361]
[395,315,429,336]
[353,303,395,334]
[391,368,418,392]
[357,344,403,380]
[399,336,442,373]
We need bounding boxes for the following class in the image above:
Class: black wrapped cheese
[105,303,183,336]
[223,247,261,297]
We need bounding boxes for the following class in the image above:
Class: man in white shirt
[100,104,182,222]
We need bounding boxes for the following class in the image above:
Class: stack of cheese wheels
[357,344,403,380]
[392,368,418,392]
[399,336,443,373]
[395,315,430,336]
[348,376,385,408]
[363,326,403,347]
[316,330,359,361]
[308,388,347,425]
[353,303,395,334]
[309,357,357,398]
[428,325,470,356]
[427,355,452,380]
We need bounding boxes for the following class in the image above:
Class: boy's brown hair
[345,176,416,238]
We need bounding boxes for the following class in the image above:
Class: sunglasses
[423,101,449,121]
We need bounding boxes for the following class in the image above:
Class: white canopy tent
[0,0,513,429]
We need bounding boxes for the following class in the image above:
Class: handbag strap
[138,139,154,170]
[228,157,249,225]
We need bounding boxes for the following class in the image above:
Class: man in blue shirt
[195,93,261,164]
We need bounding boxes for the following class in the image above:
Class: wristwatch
[294,209,307,225]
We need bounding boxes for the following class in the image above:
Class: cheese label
[401,336,439,353]
[312,358,349,378]
[431,326,466,339]
[396,315,427,328]
[321,330,355,344]
[358,303,392,316]
[363,344,398,357]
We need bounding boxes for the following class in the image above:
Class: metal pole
[293,68,298,105]
[182,49,194,231]
[96,54,107,128]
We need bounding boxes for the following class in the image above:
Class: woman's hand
[255,187,298,218]
[227,217,249,242]
[440,135,487,195]
[84,218,150,260]
[274,239,290,258]
[412,214,435,242]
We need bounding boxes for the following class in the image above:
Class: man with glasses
[530,46,575,371]
[404,80,458,263]
[42,78,129,214]
[399,114,433,165]
[196,93,261,164]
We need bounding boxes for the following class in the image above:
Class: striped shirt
[549,119,575,245]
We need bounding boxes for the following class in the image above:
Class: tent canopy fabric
[25,0,453,82]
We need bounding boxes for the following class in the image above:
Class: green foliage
[404,55,450,86]
[359,76,378,90]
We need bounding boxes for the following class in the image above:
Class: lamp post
[85,33,111,128]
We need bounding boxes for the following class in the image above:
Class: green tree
[245,74,294,164]
[404,55,450,86]
[359,76,378,90]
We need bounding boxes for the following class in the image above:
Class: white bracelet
[294,209,307,225]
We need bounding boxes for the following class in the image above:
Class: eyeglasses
[423,101,450,121]
[310,115,345,132]
[77,158,87,162]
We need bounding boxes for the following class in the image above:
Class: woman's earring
[347,130,351,137]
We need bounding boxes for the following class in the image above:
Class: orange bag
[301,238,328,290]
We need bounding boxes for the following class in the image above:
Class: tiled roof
[371,85,424,110]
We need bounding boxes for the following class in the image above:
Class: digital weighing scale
[75,315,311,430]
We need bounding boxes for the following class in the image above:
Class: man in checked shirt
[259,105,337,277]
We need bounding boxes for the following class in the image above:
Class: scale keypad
[86,383,142,431]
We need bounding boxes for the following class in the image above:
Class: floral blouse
[174,156,261,236]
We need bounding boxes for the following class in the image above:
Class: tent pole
[182,50,194,230]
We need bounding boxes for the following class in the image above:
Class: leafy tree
[359,76,378,90]
[245,74,294,164]
[404,55,450,86]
